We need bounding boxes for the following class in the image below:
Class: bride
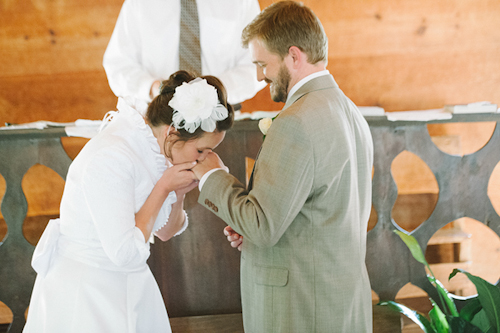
[23,71,234,333]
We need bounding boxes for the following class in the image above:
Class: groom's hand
[224,226,243,251]
[192,152,227,180]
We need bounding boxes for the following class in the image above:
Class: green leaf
[447,315,484,333]
[471,309,494,333]
[431,277,459,317]
[429,299,450,333]
[378,301,436,333]
[394,230,427,265]
[392,230,458,317]
[450,269,500,333]
[459,297,482,322]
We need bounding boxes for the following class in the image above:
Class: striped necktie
[179,0,201,75]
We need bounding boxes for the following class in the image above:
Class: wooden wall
[1,1,500,228]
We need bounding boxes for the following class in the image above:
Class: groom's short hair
[241,1,328,64]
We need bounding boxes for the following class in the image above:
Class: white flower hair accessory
[168,78,228,133]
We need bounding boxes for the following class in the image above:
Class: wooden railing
[1,113,499,332]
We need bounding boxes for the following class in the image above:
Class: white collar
[286,70,330,103]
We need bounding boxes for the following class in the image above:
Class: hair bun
[160,71,195,95]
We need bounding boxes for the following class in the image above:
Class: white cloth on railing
[385,109,453,122]
[65,119,102,138]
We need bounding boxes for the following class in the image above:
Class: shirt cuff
[199,167,228,190]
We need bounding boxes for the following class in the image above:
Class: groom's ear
[287,46,304,69]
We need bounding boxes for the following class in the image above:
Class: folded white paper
[65,119,102,138]
[0,120,74,130]
[386,109,453,122]
[444,102,498,114]
[358,106,385,116]
[235,110,280,121]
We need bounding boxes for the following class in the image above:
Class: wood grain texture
[251,0,500,112]
[2,0,499,119]
[0,0,121,126]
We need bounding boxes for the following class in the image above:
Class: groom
[193,1,374,332]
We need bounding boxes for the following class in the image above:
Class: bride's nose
[197,150,210,163]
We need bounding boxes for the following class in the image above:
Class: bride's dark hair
[146,70,234,139]
[145,70,234,158]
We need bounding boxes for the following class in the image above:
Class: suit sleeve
[199,114,314,247]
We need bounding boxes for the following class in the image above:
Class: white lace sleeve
[173,210,189,237]
[149,192,189,243]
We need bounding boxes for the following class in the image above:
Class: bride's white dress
[23,98,187,333]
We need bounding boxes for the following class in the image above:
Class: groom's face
[249,39,291,103]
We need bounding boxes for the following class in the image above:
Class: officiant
[103,0,265,109]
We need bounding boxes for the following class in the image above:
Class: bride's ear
[165,125,177,138]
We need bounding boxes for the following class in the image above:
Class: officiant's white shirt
[103,0,265,105]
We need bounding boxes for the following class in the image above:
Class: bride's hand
[223,226,243,251]
[158,161,197,195]
[175,179,199,198]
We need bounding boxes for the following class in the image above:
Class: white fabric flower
[168,78,228,133]
[258,117,273,135]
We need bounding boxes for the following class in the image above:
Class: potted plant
[378,230,500,333]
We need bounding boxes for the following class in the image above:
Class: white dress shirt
[103,0,266,105]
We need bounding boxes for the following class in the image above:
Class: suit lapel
[247,146,261,191]
[283,74,338,110]
[248,74,338,190]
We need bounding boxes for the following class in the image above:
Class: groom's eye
[197,150,203,154]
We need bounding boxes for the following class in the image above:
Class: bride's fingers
[173,161,197,171]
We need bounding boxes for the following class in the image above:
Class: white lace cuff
[174,210,189,237]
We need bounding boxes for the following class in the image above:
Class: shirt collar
[286,70,330,103]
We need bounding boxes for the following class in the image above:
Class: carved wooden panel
[1,114,499,331]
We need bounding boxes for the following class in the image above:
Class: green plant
[378,230,500,333]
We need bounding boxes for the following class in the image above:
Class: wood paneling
[2,0,499,118]
[0,0,122,124]
[0,72,116,124]
[252,0,500,112]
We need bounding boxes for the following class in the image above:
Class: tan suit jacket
[199,74,374,332]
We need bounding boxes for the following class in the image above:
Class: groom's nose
[256,66,266,82]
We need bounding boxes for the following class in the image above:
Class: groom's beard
[269,63,291,103]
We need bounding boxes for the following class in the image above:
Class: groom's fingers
[226,233,241,242]
[224,226,235,236]
[231,238,243,251]
[224,226,243,251]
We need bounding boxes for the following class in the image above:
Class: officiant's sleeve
[212,0,266,105]
[199,114,314,247]
[103,0,156,103]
